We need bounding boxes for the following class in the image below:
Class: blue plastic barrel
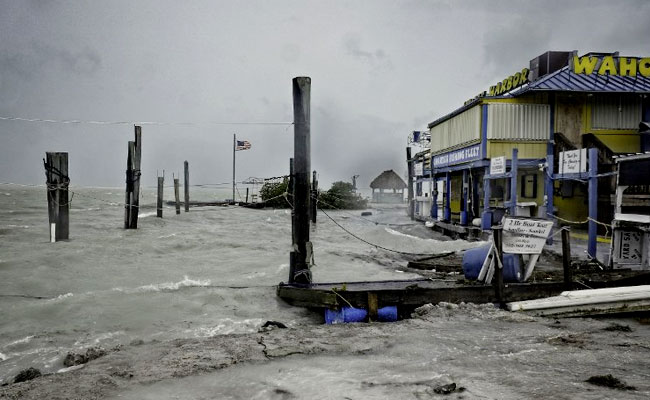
[324,306,398,324]
[462,244,522,282]
[377,306,398,322]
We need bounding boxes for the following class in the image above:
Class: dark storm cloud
[1,0,649,188]
[0,42,102,79]
[343,34,393,71]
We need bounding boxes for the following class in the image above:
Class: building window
[592,95,642,130]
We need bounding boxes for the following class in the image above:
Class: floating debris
[585,374,636,390]
[13,367,41,384]
[603,323,633,332]
[63,347,107,367]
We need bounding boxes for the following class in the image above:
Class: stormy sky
[1,0,649,191]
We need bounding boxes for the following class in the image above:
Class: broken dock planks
[277,279,567,310]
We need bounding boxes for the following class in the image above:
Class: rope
[311,193,412,227]
[0,115,293,127]
[548,213,611,238]
[330,288,353,308]
[319,207,443,257]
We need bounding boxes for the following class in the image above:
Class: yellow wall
[450,174,462,215]
[487,141,547,159]
[553,182,588,224]
[593,133,640,153]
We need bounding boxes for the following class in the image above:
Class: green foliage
[259,179,289,208]
[260,179,367,209]
[318,181,368,210]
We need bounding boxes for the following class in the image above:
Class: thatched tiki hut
[370,170,407,203]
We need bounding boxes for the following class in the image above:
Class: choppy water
[0,184,479,384]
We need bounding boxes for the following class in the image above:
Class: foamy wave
[384,227,422,240]
[47,292,73,302]
[138,211,157,219]
[0,352,7,361]
[112,276,211,294]
[4,335,34,348]
[190,318,265,336]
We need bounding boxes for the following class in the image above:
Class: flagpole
[232,133,236,203]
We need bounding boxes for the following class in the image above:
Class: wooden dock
[277,271,650,316]
[277,279,566,311]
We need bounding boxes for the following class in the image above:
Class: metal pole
[588,148,598,259]
[407,147,414,219]
[482,166,491,230]
[509,148,518,216]
[545,153,554,245]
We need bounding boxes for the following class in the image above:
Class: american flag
[235,140,251,151]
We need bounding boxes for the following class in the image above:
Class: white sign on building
[558,148,587,175]
[502,217,554,254]
[490,156,506,175]
[414,162,423,176]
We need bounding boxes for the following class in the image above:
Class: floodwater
[0,185,477,383]
[2,185,649,399]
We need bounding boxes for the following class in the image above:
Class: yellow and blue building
[418,50,650,254]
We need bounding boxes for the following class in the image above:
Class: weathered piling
[157,176,164,218]
[174,177,181,215]
[562,228,573,290]
[493,227,505,308]
[289,158,296,245]
[44,152,69,242]
[311,170,318,223]
[246,187,249,204]
[184,160,189,212]
[289,77,312,285]
[124,126,142,229]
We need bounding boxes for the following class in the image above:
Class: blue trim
[509,148,518,216]
[482,166,492,229]
[548,94,555,158]
[444,172,451,222]
[588,148,598,259]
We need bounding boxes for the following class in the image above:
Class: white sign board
[414,162,423,176]
[558,149,587,174]
[617,230,642,262]
[490,156,506,175]
[502,217,554,254]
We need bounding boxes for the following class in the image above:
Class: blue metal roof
[513,66,650,95]
[428,64,650,129]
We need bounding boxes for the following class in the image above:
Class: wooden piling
[246,187,249,204]
[157,176,164,218]
[367,292,378,321]
[174,177,181,215]
[124,126,142,229]
[289,158,296,245]
[562,228,573,290]
[289,77,312,285]
[44,152,69,242]
[493,227,505,308]
[184,160,189,212]
[311,170,318,223]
